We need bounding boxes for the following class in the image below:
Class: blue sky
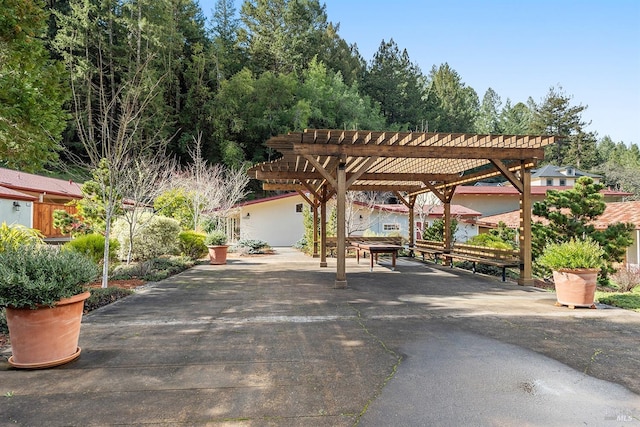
[198,0,640,145]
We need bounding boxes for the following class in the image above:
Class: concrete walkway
[1,247,639,426]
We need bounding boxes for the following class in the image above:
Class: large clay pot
[552,268,599,309]
[5,291,90,368]
[207,245,229,265]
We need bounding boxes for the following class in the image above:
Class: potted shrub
[537,238,604,309]
[0,245,99,368]
[204,230,229,265]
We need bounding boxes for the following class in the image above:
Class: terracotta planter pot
[208,245,229,265]
[552,268,599,308]
[5,291,90,368]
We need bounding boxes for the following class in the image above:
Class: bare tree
[55,5,169,287]
[414,192,441,237]
[342,191,395,236]
[172,133,250,232]
[119,154,177,264]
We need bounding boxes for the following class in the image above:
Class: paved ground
[1,248,639,426]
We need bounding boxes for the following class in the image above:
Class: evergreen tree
[424,63,478,133]
[596,137,640,199]
[210,0,245,80]
[239,0,331,75]
[532,176,634,280]
[362,38,426,130]
[499,100,532,135]
[529,85,597,167]
[0,0,69,171]
[296,58,384,130]
[475,88,502,134]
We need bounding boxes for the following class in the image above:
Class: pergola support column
[394,191,416,254]
[320,186,328,267]
[443,201,452,266]
[312,198,319,258]
[335,161,347,288]
[518,166,533,285]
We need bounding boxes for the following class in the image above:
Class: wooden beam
[293,144,544,160]
[346,157,379,188]
[255,170,458,182]
[296,190,315,207]
[303,155,337,189]
[422,181,447,203]
[263,183,306,191]
[300,181,320,200]
[490,159,523,193]
[393,191,410,207]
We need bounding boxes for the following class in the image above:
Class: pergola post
[408,194,416,250]
[519,166,533,285]
[335,161,347,288]
[320,185,328,267]
[443,200,452,265]
[312,197,319,258]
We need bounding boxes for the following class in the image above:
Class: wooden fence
[33,202,77,238]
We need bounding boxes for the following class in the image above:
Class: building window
[559,179,566,186]
[295,203,303,213]
[546,179,553,186]
[383,223,400,231]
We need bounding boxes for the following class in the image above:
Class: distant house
[0,167,82,237]
[531,164,602,186]
[233,192,482,246]
[236,193,307,246]
[363,203,481,242]
[477,201,640,267]
[453,165,628,217]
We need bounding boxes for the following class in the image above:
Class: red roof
[237,192,300,207]
[455,185,630,197]
[373,203,481,217]
[0,185,37,201]
[0,168,82,199]
[479,201,640,230]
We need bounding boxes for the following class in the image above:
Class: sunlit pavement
[1,248,639,426]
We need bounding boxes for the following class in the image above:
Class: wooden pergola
[248,129,557,288]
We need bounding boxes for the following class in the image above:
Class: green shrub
[423,218,458,242]
[0,308,7,334]
[110,256,194,282]
[178,231,208,260]
[0,245,99,308]
[466,233,513,249]
[234,239,270,254]
[0,222,43,252]
[537,238,604,271]
[85,287,134,312]
[65,233,119,264]
[204,230,227,246]
[154,188,194,230]
[112,213,181,261]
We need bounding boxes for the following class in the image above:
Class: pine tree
[362,39,427,130]
[530,85,597,167]
[424,63,478,133]
[0,0,69,171]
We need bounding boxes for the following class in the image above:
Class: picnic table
[354,242,403,271]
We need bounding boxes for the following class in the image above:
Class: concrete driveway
[1,248,639,426]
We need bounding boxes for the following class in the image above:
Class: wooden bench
[325,236,403,257]
[411,239,445,264]
[445,243,521,282]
